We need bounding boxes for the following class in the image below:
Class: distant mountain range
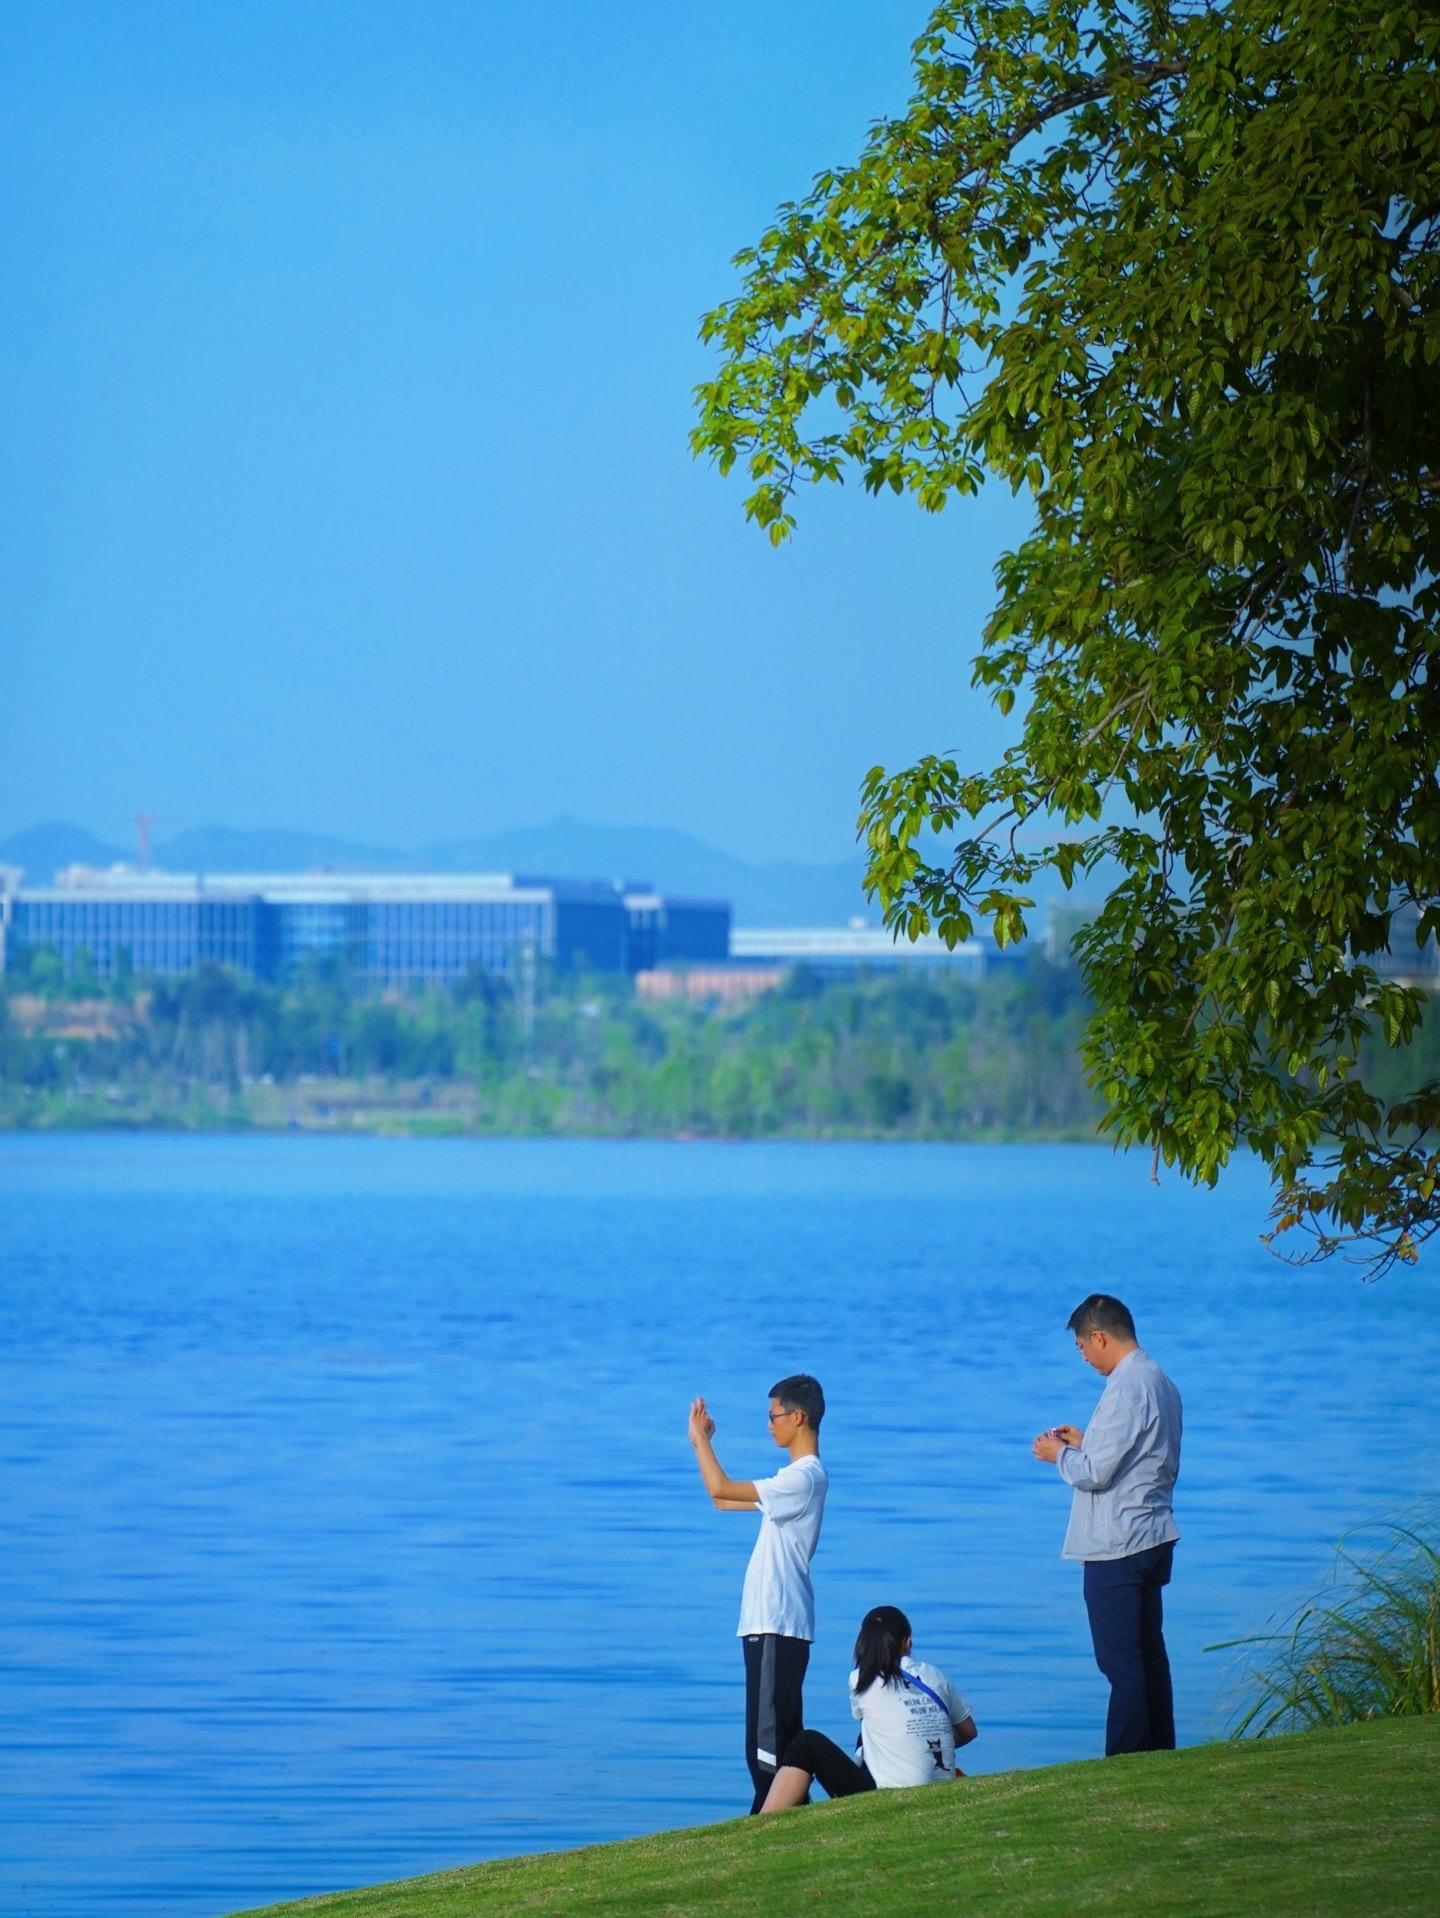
[0,817,877,929]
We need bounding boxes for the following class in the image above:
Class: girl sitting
[761,1604,977,1812]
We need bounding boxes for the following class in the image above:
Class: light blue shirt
[1056,1347,1182,1561]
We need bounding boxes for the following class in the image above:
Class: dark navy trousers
[1082,1541,1176,1755]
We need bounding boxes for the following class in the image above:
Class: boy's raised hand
[688,1396,757,1507]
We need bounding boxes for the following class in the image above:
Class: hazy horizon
[0,811,882,926]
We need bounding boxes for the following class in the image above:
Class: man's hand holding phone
[1031,1422,1083,1462]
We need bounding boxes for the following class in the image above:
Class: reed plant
[1212,1524,1440,1737]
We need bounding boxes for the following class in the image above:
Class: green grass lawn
[232,1717,1439,1917]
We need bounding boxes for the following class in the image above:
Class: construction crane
[133,814,162,870]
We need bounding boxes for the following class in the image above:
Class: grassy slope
[234,1717,1439,1918]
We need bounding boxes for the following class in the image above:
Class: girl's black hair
[853,1605,912,1695]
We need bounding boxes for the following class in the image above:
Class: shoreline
[0,1109,1108,1143]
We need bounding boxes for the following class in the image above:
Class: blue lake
[0,1133,1435,1917]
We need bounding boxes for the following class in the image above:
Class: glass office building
[0,868,731,987]
[6,888,262,978]
[1372,901,1440,985]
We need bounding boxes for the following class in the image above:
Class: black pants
[1083,1540,1176,1755]
[743,1633,809,1814]
[779,1728,876,1800]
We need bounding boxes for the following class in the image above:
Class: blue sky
[5,1,1031,865]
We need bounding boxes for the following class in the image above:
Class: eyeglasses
[767,1407,797,1423]
[1074,1330,1101,1350]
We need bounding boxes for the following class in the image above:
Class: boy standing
[688,1374,828,1814]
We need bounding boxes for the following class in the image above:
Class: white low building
[730,923,1026,978]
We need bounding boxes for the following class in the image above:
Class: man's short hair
[1066,1294,1137,1342]
[770,1373,825,1431]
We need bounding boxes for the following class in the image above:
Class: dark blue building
[623,891,733,972]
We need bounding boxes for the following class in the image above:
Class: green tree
[693,0,1440,1274]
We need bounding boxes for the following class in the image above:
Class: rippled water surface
[1,1134,1434,1916]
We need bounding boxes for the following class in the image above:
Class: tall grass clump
[1212,1523,1440,1737]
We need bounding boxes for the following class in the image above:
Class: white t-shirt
[736,1453,829,1640]
[850,1655,972,1787]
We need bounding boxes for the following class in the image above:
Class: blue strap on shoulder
[900,1666,952,1716]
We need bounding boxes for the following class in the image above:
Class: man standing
[689,1375,828,1813]
[1032,1294,1182,1756]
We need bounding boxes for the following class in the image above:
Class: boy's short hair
[770,1373,825,1431]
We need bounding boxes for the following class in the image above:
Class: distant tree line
[0,953,1103,1138]
[6,951,1434,1143]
